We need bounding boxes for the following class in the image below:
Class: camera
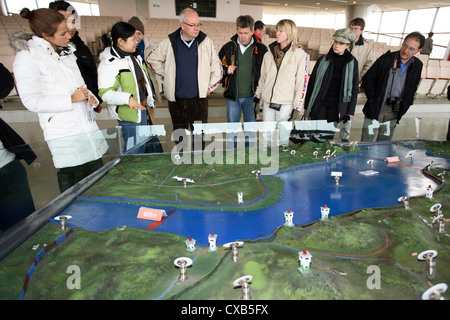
[386,97,402,112]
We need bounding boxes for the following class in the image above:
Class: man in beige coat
[147,8,222,145]
[339,17,375,142]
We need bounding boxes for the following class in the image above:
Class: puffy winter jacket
[12,34,108,168]
[98,46,154,123]
[255,41,308,111]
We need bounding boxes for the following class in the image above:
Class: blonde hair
[276,19,299,50]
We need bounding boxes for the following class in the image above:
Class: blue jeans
[226,97,255,123]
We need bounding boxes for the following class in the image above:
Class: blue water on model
[61,143,449,246]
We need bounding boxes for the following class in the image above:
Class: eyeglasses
[127,37,140,43]
[401,43,418,53]
[183,22,203,29]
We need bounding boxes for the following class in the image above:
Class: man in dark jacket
[219,15,267,123]
[49,0,102,111]
[361,32,424,141]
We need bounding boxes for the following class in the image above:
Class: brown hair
[20,8,65,38]
[236,15,254,31]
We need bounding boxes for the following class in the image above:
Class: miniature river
[61,143,449,246]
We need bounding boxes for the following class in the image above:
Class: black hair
[48,0,78,16]
[101,22,136,47]
[404,31,426,49]
[254,20,265,30]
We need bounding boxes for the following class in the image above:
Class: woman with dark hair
[98,22,160,154]
[12,8,108,192]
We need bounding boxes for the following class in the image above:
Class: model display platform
[0,140,449,300]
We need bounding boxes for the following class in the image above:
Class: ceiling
[240,0,450,14]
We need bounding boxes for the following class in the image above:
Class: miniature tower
[398,196,409,210]
[233,275,253,300]
[426,185,434,199]
[174,257,192,283]
[439,220,445,234]
[284,209,294,227]
[208,234,217,253]
[321,205,330,221]
[421,283,448,300]
[252,170,260,179]
[237,192,243,204]
[223,241,244,262]
[59,216,67,231]
[418,250,438,276]
[185,237,196,252]
[298,249,312,275]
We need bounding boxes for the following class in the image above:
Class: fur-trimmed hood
[10,32,76,61]
[9,31,34,51]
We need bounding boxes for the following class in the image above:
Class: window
[2,0,99,16]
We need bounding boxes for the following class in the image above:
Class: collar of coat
[110,45,142,59]
[168,27,207,46]
[268,40,301,55]
[229,33,259,45]
[324,46,354,63]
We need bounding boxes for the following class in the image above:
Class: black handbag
[269,103,281,111]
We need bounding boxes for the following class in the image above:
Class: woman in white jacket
[13,8,108,192]
[255,19,308,146]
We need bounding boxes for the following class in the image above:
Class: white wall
[239,4,263,21]
[97,0,137,21]
[97,0,262,23]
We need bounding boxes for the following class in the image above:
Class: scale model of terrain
[0,141,448,300]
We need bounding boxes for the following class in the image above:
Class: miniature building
[298,249,312,274]
[426,185,434,199]
[321,205,330,220]
[208,234,217,252]
[284,209,294,227]
[237,192,243,204]
[185,237,196,252]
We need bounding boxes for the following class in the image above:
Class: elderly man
[361,32,424,141]
[147,8,222,146]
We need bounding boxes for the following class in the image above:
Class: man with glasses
[349,18,375,81]
[361,32,424,141]
[147,8,222,148]
[338,17,375,142]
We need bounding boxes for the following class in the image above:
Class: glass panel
[4,0,37,14]
[404,8,436,34]
[36,0,53,9]
[67,1,94,16]
[1,118,448,234]
[378,11,408,42]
